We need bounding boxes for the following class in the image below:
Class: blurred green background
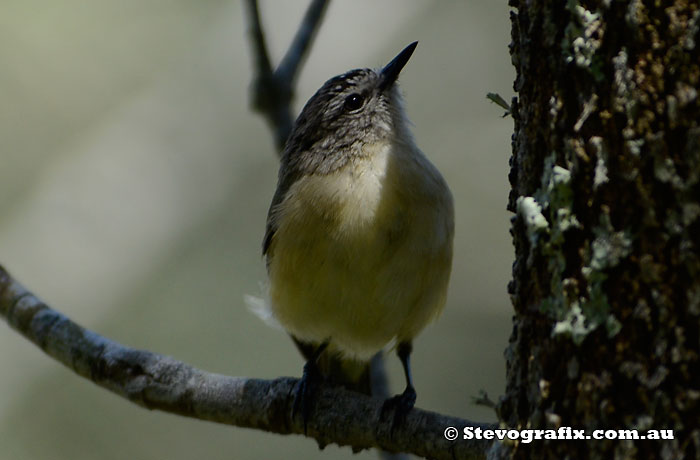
[0,1,514,459]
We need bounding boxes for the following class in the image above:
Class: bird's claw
[292,360,322,434]
[381,386,416,435]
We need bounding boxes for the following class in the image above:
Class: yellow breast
[266,141,454,360]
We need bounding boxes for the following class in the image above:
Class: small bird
[262,42,454,428]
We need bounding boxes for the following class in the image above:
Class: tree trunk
[497,1,700,459]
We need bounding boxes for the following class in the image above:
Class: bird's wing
[262,161,301,260]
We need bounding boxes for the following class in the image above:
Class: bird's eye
[344,93,365,111]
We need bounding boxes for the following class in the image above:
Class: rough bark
[498,1,700,459]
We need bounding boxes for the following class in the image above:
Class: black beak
[378,41,418,91]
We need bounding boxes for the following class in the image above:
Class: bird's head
[283,42,419,174]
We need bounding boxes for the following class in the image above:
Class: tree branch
[244,0,329,151]
[0,265,493,459]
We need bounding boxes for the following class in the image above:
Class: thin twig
[276,0,330,85]
[244,0,273,76]
[244,0,330,151]
[0,265,493,460]
[471,390,498,410]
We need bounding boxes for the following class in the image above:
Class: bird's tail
[292,337,373,395]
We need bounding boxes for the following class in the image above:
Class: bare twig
[244,0,273,76]
[471,390,498,410]
[276,0,329,85]
[0,265,493,459]
[244,0,330,151]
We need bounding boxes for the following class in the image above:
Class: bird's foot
[380,385,416,435]
[292,360,323,434]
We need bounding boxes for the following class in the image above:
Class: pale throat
[290,140,399,237]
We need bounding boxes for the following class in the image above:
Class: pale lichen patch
[517,196,549,233]
[563,1,604,71]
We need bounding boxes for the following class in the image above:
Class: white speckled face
[313,70,393,141]
[278,68,412,177]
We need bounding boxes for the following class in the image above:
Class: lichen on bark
[499,1,700,459]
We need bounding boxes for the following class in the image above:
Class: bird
[261,41,454,430]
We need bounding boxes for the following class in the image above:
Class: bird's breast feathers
[283,141,394,235]
[266,141,454,359]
